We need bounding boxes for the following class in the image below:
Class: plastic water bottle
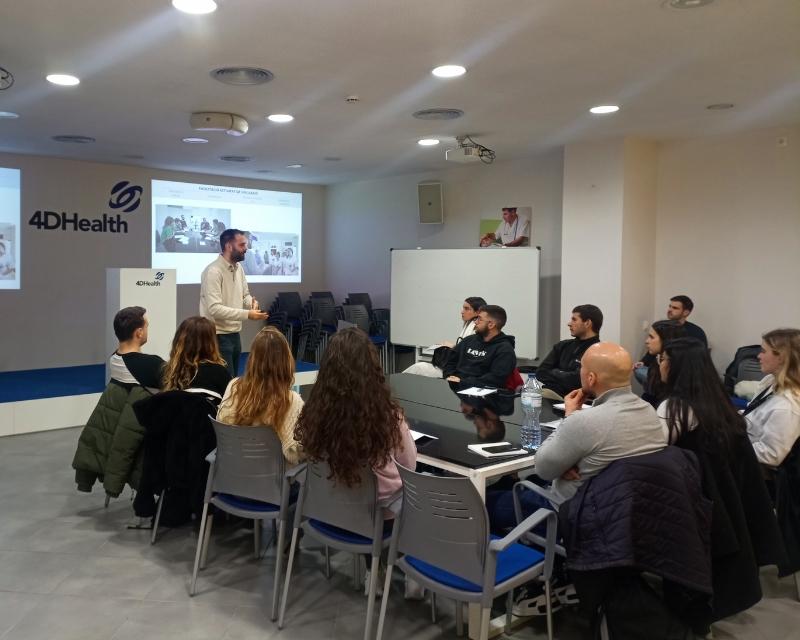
[520,373,543,450]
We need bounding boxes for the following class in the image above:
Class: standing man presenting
[200,228,268,377]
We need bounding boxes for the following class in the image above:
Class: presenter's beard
[231,250,245,262]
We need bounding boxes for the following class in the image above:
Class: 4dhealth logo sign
[28,180,144,233]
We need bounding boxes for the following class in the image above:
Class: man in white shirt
[0,240,15,278]
[200,228,269,376]
[480,207,531,247]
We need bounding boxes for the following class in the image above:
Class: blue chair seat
[215,493,279,512]
[405,537,544,592]
[369,336,387,345]
[309,519,392,545]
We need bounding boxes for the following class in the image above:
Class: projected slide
[0,167,21,290]
[151,179,302,284]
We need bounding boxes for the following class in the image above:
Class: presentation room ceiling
[0,0,798,184]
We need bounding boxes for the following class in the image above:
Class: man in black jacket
[536,304,602,398]
[444,305,516,388]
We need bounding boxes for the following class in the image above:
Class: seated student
[162,316,232,399]
[744,328,800,468]
[666,294,708,346]
[217,327,304,465]
[109,306,165,390]
[656,337,787,626]
[403,296,486,378]
[637,319,686,407]
[295,327,416,514]
[535,304,602,399]
[443,304,516,388]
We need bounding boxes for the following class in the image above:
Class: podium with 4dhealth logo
[105,268,176,381]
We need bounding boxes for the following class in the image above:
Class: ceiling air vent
[412,108,464,121]
[211,67,274,86]
[0,66,14,90]
[52,135,95,143]
[219,155,252,162]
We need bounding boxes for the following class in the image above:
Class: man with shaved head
[533,342,667,504]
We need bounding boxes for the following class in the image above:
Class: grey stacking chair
[278,461,391,640]
[190,417,303,621]
[376,465,557,640]
[343,304,390,373]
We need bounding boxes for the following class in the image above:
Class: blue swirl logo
[154,272,165,281]
[108,180,143,213]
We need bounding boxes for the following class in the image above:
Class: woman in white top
[402,296,486,378]
[744,328,800,468]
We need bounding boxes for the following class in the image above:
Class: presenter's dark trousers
[217,332,241,378]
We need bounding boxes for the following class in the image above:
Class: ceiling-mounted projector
[445,135,496,164]
[190,112,249,136]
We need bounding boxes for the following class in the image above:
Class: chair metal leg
[375,563,395,640]
[150,490,165,545]
[545,579,554,640]
[794,571,800,601]
[505,590,513,628]
[190,503,210,596]
[455,600,464,637]
[270,520,287,621]
[364,555,379,640]
[353,553,361,591]
[324,545,331,579]
[278,527,301,629]
[200,513,214,570]
[430,591,437,623]
[104,494,110,508]
[254,519,261,559]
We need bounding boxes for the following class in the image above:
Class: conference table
[390,373,562,498]
[389,374,563,640]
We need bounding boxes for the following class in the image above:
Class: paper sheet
[410,429,438,441]
[456,387,497,397]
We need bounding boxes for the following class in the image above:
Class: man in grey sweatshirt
[534,342,668,505]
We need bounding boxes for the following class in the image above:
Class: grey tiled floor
[1,427,799,639]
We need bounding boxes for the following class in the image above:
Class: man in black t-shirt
[666,295,707,346]
[109,306,165,390]
[536,304,603,398]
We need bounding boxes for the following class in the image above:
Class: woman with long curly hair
[744,328,800,467]
[162,316,231,398]
[217,327,304,465]
[295,327,416,510]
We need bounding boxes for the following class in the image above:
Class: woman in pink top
[295,327,416,512]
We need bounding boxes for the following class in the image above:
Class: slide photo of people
[242,232,299,276]
[479,206,532,247]
[0,224,16,280]
[155,205,230,253]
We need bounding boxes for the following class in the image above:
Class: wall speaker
[418,182,443,224]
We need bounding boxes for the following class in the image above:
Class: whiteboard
[390,248,540,359]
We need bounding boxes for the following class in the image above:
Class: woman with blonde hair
[217,326,304,465]
[162,316,231,399]
[745,328,800,467]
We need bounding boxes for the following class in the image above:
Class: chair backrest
[278,292,304,319]
[395,464,489,586]
[347,293,373,316]
[311,298,338,327]
[300,460,379,539]
[311,291,335,302]
[342,304,371,333]
[209,417,286,505]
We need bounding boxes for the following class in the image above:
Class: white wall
[325,151,564,357]
[0,153,326,372]
[620,139,658,357]
[655,124,800,371]
[561,139,625,344]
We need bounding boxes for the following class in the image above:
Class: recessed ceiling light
[172,0,217,14]
[267,114,294,123]
[0,111,20,119]
[286,164,303,169]
[667,0,714,8]
[413,108,464,121]
[418,138,440,146]
[211,67,273,85]
[706,103,734,110]
[589,105,620,114]
[182,137,208,143]
[432,65,466,78]
[46,74,80,86]
[51,135,95,143]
